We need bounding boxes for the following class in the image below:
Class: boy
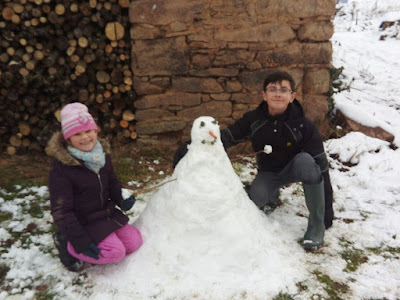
[174,71,334,251]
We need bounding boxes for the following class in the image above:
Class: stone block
[133,78,169,95]
[210,93,232,101]
[189,68,239,78]
[302,43,332,65]
[302,94,328,122]
[214,23,295,43]
[172,77,224,93]
[256,0,336,20]
[135,108,175,122]
[130,25,161,40]
[132,36,189,76]
[303,69,330,94]
[231,93,261,104]
[191,54,212,69]
[134,92,202,109]
[213,50,255,67]
[239,69,279,91]
[298,21,334,41]
[136,133,182,146]
[257,44,302,67]
[136,118,187,135]
[177,101,232,119]
[130,0,206,25]
[225,80,243,92]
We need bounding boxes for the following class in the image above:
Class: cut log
[118,0,130,8]
[19,68,30,77]
[123,129,130,138]
[2,7,15,21]
[10,135,22,147]
[130,131,137,139]
[120,120,129,128]
[55,4,66,15]
[122,110,135,121]
[78,36,89,48]
[96,70,110,83]
[7,146,16,155]
[19,121,31,136]
[105,22,125,41]
[22,138,31,147]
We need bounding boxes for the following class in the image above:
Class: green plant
[0,154,50,190]
[35,289,58,300]
[0,211,13,222]
[296,281,309,293]
[232,162,244,174]
[0,263,10,285]
[273,292,294,300]
[367,245,400,259]
[327,67,350,115]
[341,248,368,272]
[28,201,45,219]
[292,185,303,196]
[111,145,174,185]
[313,270,349,299]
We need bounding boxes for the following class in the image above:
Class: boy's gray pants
[249,152,323,208]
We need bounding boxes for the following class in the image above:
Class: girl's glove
[83,242,101,260]
[119,195,136,211]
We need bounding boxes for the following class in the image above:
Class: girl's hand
[83,242,101,260]
[119,195,136,211]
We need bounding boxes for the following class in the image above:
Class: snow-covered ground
[1,0,400,299]
[333,0,400,145]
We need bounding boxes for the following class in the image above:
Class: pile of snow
[90,117,307,299]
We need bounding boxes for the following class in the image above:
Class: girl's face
[68,130,98,152]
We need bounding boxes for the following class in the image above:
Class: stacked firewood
[0,0,136,155]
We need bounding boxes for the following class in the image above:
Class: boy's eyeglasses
[265,87,293,94]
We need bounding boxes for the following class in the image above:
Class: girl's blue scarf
[68,141,105,174]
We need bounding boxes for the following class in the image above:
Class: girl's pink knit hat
[61,102,98,139]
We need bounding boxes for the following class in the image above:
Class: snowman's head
[191,116,221,146]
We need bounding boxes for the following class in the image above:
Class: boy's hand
[173,140,191,168]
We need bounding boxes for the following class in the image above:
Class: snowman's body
[92,117,305,299]
[146,116,249,224]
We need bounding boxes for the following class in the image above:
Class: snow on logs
[0,0,137,155]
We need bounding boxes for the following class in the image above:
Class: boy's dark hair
[263,71,296,91]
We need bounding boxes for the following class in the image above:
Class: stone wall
[129,0,336,146]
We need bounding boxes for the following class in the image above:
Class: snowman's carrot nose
[209,130,217,139]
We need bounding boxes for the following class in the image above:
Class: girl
[46,102,142,271]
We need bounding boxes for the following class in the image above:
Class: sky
[1,0,400,299]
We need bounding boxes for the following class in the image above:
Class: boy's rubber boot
[303,180,325,252]
[53,232,83,272]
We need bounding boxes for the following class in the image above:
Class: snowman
[92,116,306,299]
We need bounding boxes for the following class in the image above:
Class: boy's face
[262,80,296,116]
[68,129,98,152]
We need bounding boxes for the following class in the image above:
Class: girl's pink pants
[67,224,143,264]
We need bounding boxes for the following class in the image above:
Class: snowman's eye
[200,121,205,127]
[212,120,218,124]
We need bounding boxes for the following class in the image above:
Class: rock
[339,109,395,143]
